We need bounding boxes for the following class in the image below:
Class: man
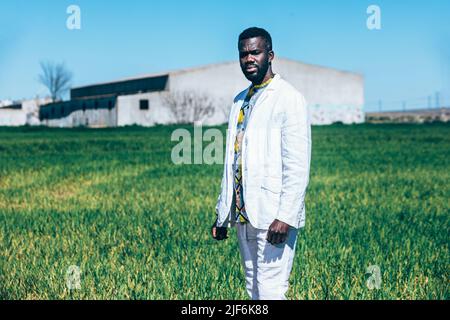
[211,27,311,300]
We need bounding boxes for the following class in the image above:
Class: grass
[0,123,448,299]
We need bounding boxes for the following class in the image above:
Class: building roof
[70,74,169,99]
[0,103,22,110]
[71,57,361,91]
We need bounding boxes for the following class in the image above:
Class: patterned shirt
[233,77,273,223]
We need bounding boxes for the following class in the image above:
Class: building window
[94,100,99,110]
[108,100,113,110]
[139,99,149,110]
[82,102,86,112]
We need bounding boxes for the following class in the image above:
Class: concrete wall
[0,99,44,126]
[43,108,117,128]
[0,108,26,126]
[168,58,364,125]
[274,59,364,124]
[22,100,42,125]
[117,92,173,126]
[168,62,247,125]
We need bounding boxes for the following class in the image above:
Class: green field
[0,123,448,299]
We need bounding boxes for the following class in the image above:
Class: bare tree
[38,61,73,102]
[162,91,215,124]
[215,97,231,124]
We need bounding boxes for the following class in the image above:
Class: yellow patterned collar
[253,75,274,89]
[248,75,274,96]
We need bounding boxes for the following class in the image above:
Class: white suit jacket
[215,74,311,230]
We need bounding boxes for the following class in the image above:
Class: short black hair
[238,27,272,51]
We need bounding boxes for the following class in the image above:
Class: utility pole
[435,91,440,109]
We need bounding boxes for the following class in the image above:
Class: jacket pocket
[260,176,282,194]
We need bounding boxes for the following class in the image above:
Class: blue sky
[1,0,449,111]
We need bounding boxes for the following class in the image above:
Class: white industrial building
[38,58,364,127]
[0,98,50,126]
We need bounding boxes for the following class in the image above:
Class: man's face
[238,37,273,83]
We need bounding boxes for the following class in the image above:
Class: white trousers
[236,222,298,300]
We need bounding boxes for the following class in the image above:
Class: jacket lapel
[245,74,281,131]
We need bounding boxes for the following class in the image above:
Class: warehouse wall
[43,108,117,128]
[168,61,247,125]
[0,99,42,126]
[0,109,26,126]
[275,58,364,124]
[169,58,364,125]
[117,92,173,126]
[32,58,365,127]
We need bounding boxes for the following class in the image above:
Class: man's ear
[268,50,275,63]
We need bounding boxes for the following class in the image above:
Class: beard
[241,59,270,84]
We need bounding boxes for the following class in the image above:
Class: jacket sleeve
[215,176,224,216]
[215,99,237,226]
[276,92,311,228]
[215,130,228,223]
[215,131,232,228]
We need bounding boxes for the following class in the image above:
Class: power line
[365,90,449,112]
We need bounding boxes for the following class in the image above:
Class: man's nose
[245,54,256,64]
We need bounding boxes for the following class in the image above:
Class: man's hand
[211,219,228,241]
[267,219,290,245]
